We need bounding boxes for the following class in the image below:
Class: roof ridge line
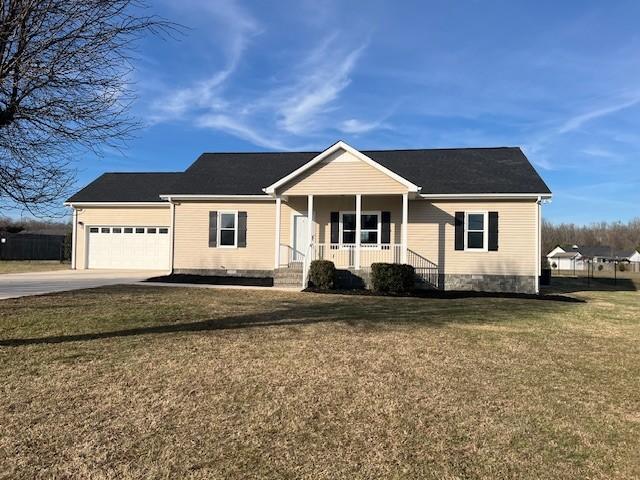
[196,146,520,155]
[101,171,183,174]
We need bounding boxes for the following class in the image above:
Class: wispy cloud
[557,95,640,134]
[276,37,368,134]
[340,118,386,134]
[196,114,289,150]
[581,147,616,158]
[148,8,371,149]
[148,0,261,122]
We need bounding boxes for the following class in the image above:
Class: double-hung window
[219,212,237,247]
[340,211,381,246]
[465,212,487,251]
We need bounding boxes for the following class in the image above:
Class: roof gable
[264,141,420,194]
[275,146,411,196]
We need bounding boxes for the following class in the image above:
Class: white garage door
[87,226,170,269]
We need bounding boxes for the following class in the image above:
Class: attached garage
[86,225,170,269]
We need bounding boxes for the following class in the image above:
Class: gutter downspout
[168,197,176,275]
[71,207,78,269]
[536,195,542,294]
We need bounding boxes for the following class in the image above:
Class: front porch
[273,194,438,287]
[275,193,408,268]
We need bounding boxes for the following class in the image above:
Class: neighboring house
[65,141,552,293]
[547,244,640,269]
[621,249,640,263]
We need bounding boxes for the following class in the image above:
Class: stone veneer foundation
[440,273,537,294]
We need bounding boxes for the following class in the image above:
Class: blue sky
[76,0,640,224]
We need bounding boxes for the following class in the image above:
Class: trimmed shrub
[618,263,626,272]
[598,264,604,271]
[308,260,337,289]
[551,262,557,269]
[371,263,415,294]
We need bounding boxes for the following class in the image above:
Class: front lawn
[0,260,69,274]
[0,285,638,479]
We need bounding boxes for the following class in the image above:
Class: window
[124,227,133,233]
[101,227,110,233]
[465,212,487,250]
[112,227,122,233]
[361,214,379,244]
[89,227,99,233]
[340,211,381,245]
[147,228,157,234]
[135,227,144,234]
[341,213,356,244]
[219,212,237,247]
[159,228,169,234]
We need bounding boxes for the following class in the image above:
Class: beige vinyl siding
[278,149,408,195]
[173,200,276,271]
[75,206,171,269]
[407,200,538,276]
[277,196,403,265]
[279,197,536,277]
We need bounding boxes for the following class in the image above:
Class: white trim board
[65,202,170,207]
[419,193,552,200]
[159,194,274,201]
[263,141,421,194]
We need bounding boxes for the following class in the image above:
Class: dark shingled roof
[66,173,181,203]
[558,245,639,259]
[549,251,580,259]
[67,147,551,202]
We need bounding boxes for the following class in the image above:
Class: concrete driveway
[0,269,162,300]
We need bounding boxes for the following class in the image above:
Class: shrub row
[307,260,415,294]
[308,260,337,289]
[370,262,415,294]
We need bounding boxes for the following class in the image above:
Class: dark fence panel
[0,233,67,261]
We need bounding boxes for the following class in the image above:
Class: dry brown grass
[0,260,69,274]
[0,284,639,479]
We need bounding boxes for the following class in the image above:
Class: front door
[292,214,308,262]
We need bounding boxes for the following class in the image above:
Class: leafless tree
[0,0,177,216]
[543,217,640,254]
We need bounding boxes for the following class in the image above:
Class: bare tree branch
[0,0,179,216]
[543,218,640,254]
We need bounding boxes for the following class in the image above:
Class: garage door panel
[87,226,170,269]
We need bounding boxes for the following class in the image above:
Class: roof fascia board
[419,193,552,200]
[64,201,169,207]
[159,194,275,201]
[263,140,421,194]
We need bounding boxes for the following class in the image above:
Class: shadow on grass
[0,285,584,348]
[544,276,638,294]
[305,288,584,303]
[145,274,274,287]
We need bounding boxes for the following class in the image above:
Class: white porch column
[355,193,362,270]
[274,196,281,269]
[307,194,314,256]
[401,192,408,263]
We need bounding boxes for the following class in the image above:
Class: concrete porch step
[274,266,303,288]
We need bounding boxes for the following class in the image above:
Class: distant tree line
[0,216,70,236]
[542,218,640,255]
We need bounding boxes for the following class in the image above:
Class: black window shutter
[488,211,499,251]
[330,212,339,244]
[209,211,217,247]
[381,211,391,244]
[238,212,247,247]
[454,211,464,251]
